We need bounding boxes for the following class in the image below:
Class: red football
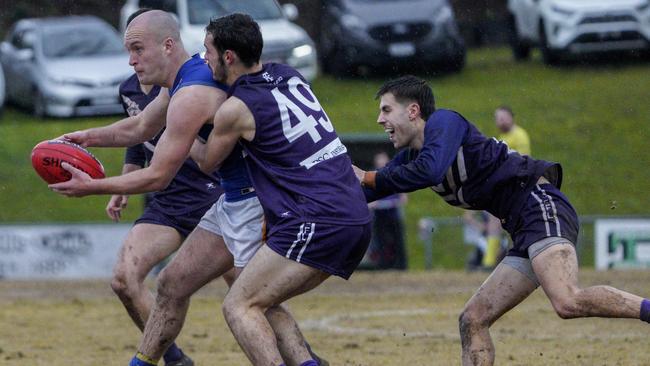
[31,140,105,184]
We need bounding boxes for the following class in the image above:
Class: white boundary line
[302,308,647,341]
[302,308,459,339]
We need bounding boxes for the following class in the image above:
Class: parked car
[120,0,318,81]
[319,0,465,76]
[508,0,650,64]
[0,16,132,117]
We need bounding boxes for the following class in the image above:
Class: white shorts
[197,194,264,267]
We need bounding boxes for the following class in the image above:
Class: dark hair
[206,13,263,67]
[127,8,153,26]
[376,75,435,120]
[496,105,514,117]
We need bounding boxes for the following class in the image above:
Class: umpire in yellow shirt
[495,105,531,156]
[481,105,532,269]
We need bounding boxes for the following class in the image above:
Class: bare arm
[196,97,255,174]
[50,86,226,196]
[63,90,170,147]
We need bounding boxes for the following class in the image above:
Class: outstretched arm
[50,86,225,197]
[364,115,468,196]
[352,149,411,202]
[62,91,170,148]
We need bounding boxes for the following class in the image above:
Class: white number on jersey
[271,76,333,144]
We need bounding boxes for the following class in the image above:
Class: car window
[187,0,283,25]
[41,23,124,58]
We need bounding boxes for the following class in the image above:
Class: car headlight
[341,14,366,31]
[288,44,315,68]
[292,44,313,59]
[434,4,453,23]
[551,5,574,17]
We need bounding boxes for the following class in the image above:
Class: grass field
[2,269,650,365]
[0,47,649,268]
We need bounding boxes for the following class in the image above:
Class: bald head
[127,9,181,43]
[124,9,188,88]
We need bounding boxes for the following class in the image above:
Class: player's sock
[162,343,183,363]
[129,352,158,366]
[640,299,650,323]
[482,236,500,267]
[300,361,319,366]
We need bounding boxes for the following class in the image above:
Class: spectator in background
[365,151,408,270]
[462,210,511,271]
[495,105,531,156]
[480,105,532,269]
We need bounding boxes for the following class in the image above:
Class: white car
[120,0,318,81]
[507,0,650,64]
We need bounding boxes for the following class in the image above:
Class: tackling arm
[196,97,255,175]
[361,113,468,198]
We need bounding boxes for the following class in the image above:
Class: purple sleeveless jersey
[228,63,370,236]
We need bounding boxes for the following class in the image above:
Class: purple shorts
[135,202,212,238]
[266,222,372,279]
[506,183,580,258]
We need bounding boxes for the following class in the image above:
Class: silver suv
[508,0,650,64]
[120,0,318,80]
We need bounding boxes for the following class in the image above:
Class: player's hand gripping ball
[31,140,105,184]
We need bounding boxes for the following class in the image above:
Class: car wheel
[508,15,531,61]
[327,46,355,77]
[446,46,466,73]
[539,21,561,65]
[318,32,333,74]
[33,89,46,118]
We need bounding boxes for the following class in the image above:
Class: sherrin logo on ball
[31,140,105,184]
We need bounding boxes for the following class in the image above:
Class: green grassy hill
[1,48,648,268]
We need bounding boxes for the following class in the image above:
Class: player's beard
[214,55,228,84]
